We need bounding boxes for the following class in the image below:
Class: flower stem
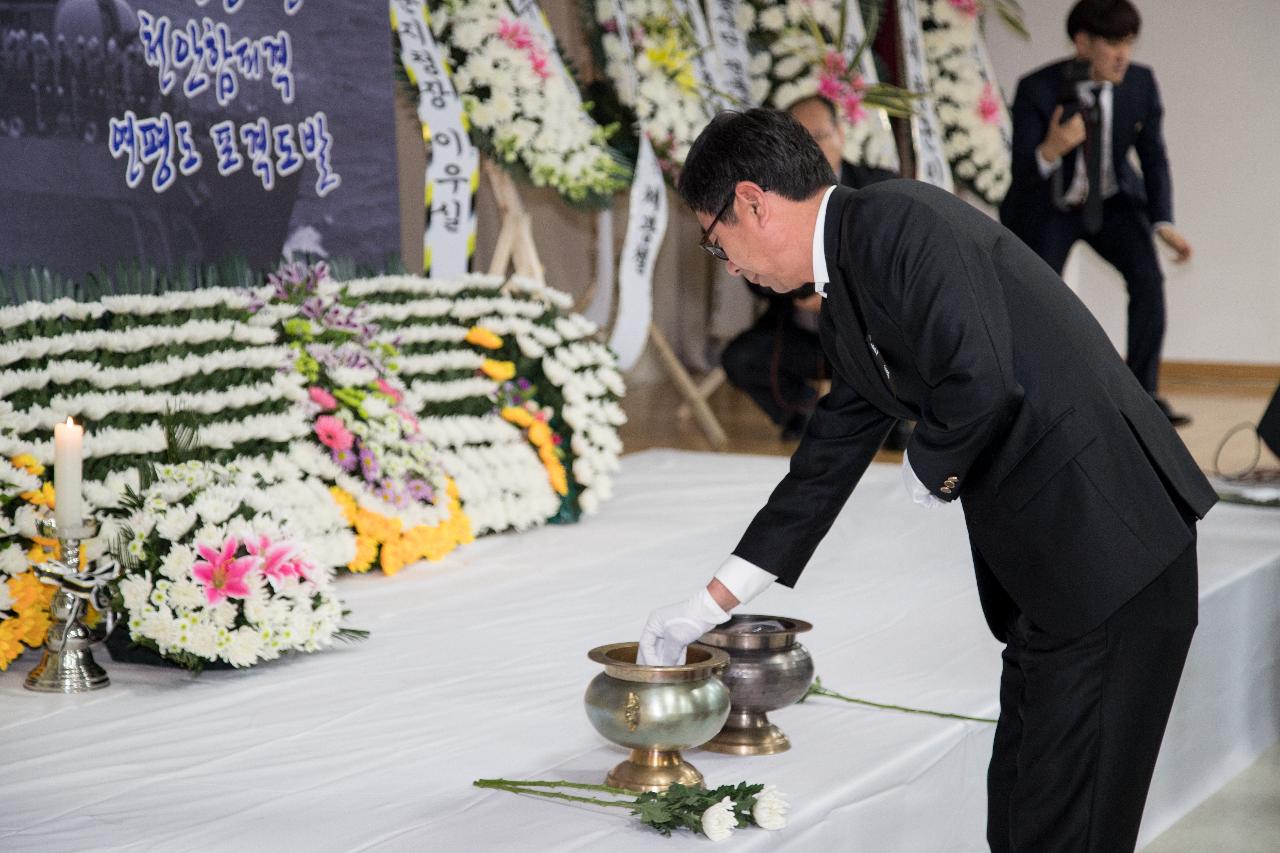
[473,779,637,809]
[805,682,998,725]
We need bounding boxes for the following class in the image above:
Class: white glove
[903,448,945,508]
[637,589,730,666]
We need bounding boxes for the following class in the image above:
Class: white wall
[985,0,1280,366]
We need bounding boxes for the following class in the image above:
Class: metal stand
[25,518,116,693]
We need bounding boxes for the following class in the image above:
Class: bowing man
[638,108,1216,853]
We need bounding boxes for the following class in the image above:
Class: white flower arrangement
[919,0,1013,205]
[426,0,630,207]
[746,0,903,170]
[101,457,358,670]
[591,0,720,171]
[0,265,626,591]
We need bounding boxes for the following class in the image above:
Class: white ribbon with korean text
[704,0,754,107]
[391,0,478,277]
[841,0,900,171]
[896,0,953,190]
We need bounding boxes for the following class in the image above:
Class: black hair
[1067,0,1141,40]
[785,94,839,125]
[678,108,836,224]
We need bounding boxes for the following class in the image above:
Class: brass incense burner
[698,615,815,756]
[584,642,730,792]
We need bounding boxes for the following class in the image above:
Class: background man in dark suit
[720,95,896,441]
[638,108,1216,851]
[1001,0,1193,425]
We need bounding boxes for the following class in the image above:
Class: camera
[1056,59,1093,121]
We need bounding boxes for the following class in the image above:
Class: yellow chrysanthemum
[9,572,47,609]
[348,534,379,573]
[501,406,534,428]
[481,359,517,382]
[329,487,359,525]
[0,620,26,670]
[379,538,407,576]
[465,326,504,350]
[10,454,44,477]
[26,539,58,566]
[19,610,50,647]
[527,420,552,448]
[20,482,55,507]
[354,508,401,543]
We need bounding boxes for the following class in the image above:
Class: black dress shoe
[1155,397,1192,427]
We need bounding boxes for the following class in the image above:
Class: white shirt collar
[812,185,836,297]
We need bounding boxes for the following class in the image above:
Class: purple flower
[377,478,408,507]
[406,478,436,503]
[517,378,532,391]
[360,446,381,482]
[331,446,358,472]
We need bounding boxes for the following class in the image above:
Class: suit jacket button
[940,485,953,494]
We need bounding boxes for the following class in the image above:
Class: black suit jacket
[734,182,1216,640]
[750,162,899,327]
[1000,59,1173,237]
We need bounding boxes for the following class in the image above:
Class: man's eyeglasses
[698,192,736,262]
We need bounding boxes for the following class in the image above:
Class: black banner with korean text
[0,0,401,281]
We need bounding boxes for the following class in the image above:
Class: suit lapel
[819,186,903,412]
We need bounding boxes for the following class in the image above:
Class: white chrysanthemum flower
[0,543,27,576]
[156,506,197,542]
[701,796,736,842]
[752,785,789,830]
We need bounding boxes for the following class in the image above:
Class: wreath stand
[481,160,728,450]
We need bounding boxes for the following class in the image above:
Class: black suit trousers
[721,318,827,426]
[1016,195,1166,394]
[986,529,1197,853]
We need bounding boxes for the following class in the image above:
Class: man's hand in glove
[637,584,733,666]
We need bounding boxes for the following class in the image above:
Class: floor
[619,372,1280,851]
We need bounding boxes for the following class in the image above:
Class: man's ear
[1072,32,1092,59]
[734,181,768,225]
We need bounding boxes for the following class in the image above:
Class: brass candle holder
[25,518,118,693]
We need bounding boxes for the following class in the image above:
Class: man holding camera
[1000,0,1192,425]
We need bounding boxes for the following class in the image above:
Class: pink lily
[978,82,1002,125]
[376,378,404,403]
[191,537,257,605]
[246,535,297,582]
[498,17,534,51]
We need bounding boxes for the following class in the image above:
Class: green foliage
[631,782,765,837]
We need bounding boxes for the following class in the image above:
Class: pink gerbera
[191,537,257,605]
[315,415,354,452]
[309,386,338,410]
[245,535,297,582]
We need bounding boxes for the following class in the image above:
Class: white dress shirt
[1036,79,1171,232]
[811,184,835,298]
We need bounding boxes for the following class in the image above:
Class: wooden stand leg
[675,367,727,420]
[649,324,727,450]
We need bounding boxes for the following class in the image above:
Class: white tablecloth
[1,450,1277,852]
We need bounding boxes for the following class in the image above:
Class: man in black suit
[638,108,1216,852]
[1001,0,1193,426]
[720,95,896,441]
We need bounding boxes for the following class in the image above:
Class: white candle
[53,417,84,533]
